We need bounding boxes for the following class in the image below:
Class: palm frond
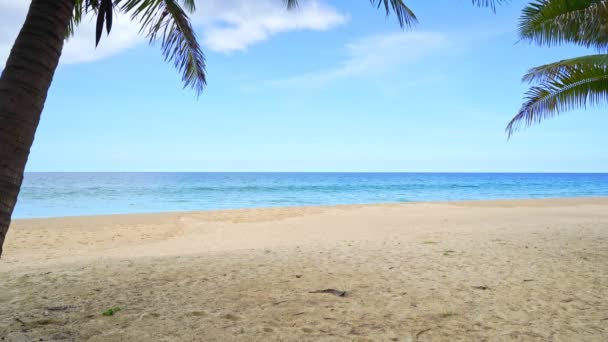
[96,0,113,47]
[180,0,195,12]
[471,0,510,12]
[519,0,608,49]
[118,0,206,95]
[283,0,418,28]
[67,0,99,38]
[506,62,608,136]
[66,0,113,45]
[522,54,608,83]
[283,0,299,10]
[67,0,83,38]
[369,0,418,28]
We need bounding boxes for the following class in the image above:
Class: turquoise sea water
[14,172,608,218]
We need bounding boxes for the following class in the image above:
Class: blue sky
[1,0,607,172]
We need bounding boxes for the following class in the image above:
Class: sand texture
[1,198,608,341]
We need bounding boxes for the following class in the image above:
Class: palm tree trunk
[0,0,74,258]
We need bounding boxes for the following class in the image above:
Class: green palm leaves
[68,0,206,95]
[120,0,206,95]
[508,0,608,136]
[519,0,608,49]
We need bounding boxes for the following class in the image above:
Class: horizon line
[23,171,608,174]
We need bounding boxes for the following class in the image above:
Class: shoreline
[2,197,608,341]
[13,195,608,221]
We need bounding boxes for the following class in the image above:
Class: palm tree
[0,0,505,257]
[506,0,608,136]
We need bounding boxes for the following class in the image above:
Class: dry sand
[1,198,607,341]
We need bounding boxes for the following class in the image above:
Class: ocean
[13,172,608,218]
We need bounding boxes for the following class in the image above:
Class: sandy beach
[1,197,607,341]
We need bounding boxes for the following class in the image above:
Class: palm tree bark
[0,0,74,258]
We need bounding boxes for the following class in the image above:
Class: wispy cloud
[1,0,346,67]
[268,31,450,88]
[194,0,347,53]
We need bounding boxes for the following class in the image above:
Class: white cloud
[269,31,450,88]
[0,0,28,65]
[193,0,347,53]
[61,14,143,64]
[1,0,346,67]
[0,0,142,66]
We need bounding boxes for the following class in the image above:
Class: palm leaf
[67,0,99,38]
[118,0,206,95]
[522,54,608,83]
[96,0,112,46]
[506,59,608,136]
[471,0,510,11]
[519,0,608,49]
[284,0,507,28]
[369,0,418,28]
[180,0,195,12]
[283,0,418,28]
